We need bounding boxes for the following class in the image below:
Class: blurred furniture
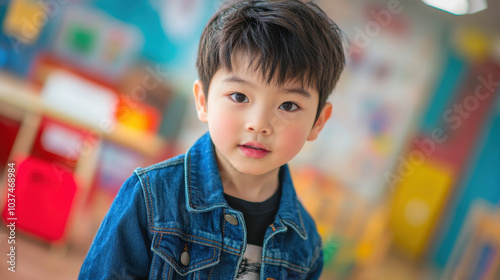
[0,70,166,246]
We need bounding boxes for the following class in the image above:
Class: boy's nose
[245,111,273,135]
[246,125,271,135]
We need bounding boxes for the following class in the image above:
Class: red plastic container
[2,157,78,242]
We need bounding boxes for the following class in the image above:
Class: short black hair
[196,0,346,122]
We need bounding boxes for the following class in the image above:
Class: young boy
[79,0,345,279]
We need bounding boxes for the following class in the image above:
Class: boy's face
[193,57,332,176]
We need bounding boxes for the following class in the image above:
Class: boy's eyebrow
[283,87,311,98]
[222,75,311,98]
[223,75,253,86]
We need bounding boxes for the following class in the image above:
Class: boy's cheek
[208,114,240,142]
[278,128,309,153]
[210,112,239,130]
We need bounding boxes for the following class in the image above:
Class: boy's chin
[232,163,280,177]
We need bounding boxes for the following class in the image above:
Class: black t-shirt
[224,182,282,279]
[224,185,281,246]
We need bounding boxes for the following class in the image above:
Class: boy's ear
[307,102,332,141]
[193,80,208,123]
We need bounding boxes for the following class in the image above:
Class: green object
[323,238,341,265]
[66,24,97,55]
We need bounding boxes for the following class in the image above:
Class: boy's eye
[279,102,300,112]
[230,93,249,103]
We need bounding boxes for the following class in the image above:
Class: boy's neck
[215,149,280,203]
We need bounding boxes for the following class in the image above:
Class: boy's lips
[241,142,269,151]
[238,142,270,159]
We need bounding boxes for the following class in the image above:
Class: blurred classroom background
[0,0,499,279]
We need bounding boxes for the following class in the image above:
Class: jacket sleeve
[306,241,324,280]
[79,173,152,279]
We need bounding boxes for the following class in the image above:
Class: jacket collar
[184,132,308,239]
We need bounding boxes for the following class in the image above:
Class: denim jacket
[79,132,323,279]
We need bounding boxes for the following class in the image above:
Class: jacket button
[180,251,190,266]
[224,214,238,225]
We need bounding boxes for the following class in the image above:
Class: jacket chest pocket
[151,232,221,279]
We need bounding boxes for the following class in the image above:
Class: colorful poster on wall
[53,5,143,80]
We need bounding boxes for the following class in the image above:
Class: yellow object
[357,239,374,262]
[356,205,389,263]
[117,105,150,132]
[389,159,454,258]
[453,27,491,62]
[3,0,47,44]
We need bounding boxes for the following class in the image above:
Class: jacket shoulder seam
[141,172,154,228]
[134,156,185,229]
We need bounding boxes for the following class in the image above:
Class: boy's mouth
[240,142,269,151]
[238,142,270,159]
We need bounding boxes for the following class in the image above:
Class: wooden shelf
[0,71,167,156]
